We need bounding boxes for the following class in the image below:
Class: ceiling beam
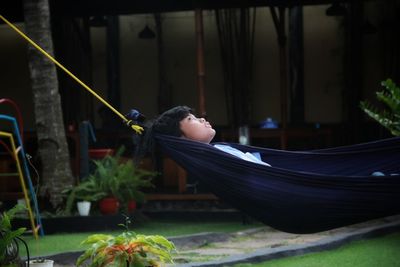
[1,0,353,22]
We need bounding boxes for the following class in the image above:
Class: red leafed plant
[76,227,175,267]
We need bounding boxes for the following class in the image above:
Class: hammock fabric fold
[156,135,400,234]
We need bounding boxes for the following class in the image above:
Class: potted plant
[113,159,155,213]
[64,176,108,216]
[88,147,155,215]
[76,220,175,267]
[76,201,91,217]
[0,204,26,267]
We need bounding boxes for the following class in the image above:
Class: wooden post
[107,15,120,111]
[195,8,206,117]
[155,13,171,113]
[270,7,288,130]
[289,6,305,125]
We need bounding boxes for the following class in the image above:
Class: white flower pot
[17,198,27,207]
[77,201,91,216]
[27,259,54,267]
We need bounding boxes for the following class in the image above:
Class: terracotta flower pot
[88,149,114,159]
[99,197,120,215]
[128,200,137,213]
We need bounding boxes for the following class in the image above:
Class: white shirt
[213,144,271,166]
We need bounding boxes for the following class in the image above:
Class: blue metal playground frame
[0,114,44,236]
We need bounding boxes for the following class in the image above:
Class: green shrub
[0,204,26,266]
[77,220,175,267]
[360,78,400,136]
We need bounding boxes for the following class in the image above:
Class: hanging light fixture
[138,25,155,39]
[326,3,347,16]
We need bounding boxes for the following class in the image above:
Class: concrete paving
[174,215,400,266]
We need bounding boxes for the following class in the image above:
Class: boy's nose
[199,118,205,123]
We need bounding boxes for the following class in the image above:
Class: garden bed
[13,210,246,234]
[14,214,129,234]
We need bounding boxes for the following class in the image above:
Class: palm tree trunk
[23,0,73,208]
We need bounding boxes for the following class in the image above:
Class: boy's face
[180,113,216,143]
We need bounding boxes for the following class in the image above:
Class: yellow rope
[0,15,143,134]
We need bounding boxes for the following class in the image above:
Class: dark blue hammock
[156,135,400,234]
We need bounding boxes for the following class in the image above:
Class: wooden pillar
[82,17,94,123]
[344,1,363,143]
[270,7,288,129]
[155,13,171,113]
[289,6,304,125]
[195,8,206,117]
[106,15,120,111]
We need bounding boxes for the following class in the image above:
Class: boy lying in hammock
[136,105,270,166]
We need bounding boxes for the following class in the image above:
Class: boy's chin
[207,132,216,143]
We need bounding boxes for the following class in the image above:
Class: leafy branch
[360,78,400,136]
[0,204,26,264]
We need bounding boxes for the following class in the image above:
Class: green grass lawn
[20,219,261,257]
[235,232,400,267]
[18,219,400,267]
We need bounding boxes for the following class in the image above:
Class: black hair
[152,106,192,137]
[134,106,193,163]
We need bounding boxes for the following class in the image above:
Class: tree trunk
[23,0,74,208]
